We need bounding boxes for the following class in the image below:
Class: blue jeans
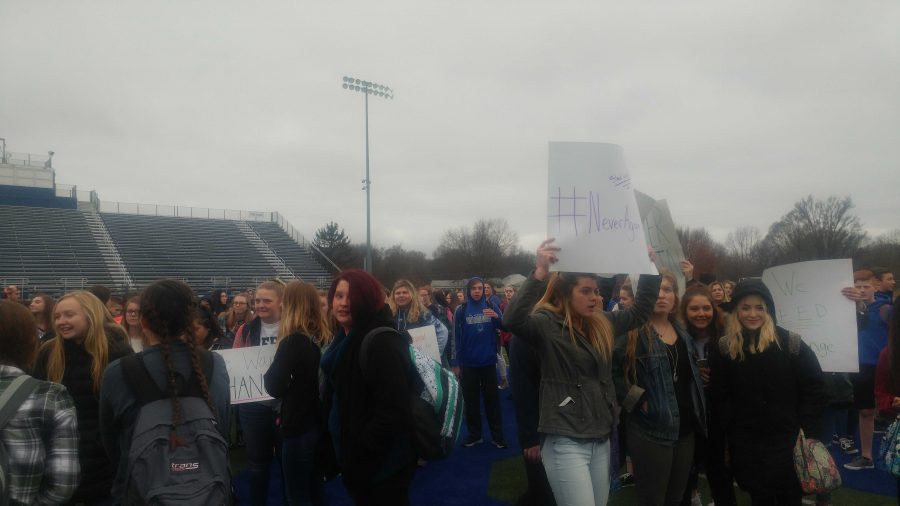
[239,402,282,506]
[541,434,611,506]
[282,426,324,506]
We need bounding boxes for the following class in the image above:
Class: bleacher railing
[98,201,272,222]
[272,212,340,273]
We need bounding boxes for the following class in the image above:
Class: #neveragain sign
[215,345,277,404]
[547,142,656,275]
[761,259,858,373]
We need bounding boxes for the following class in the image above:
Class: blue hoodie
[452,277,504,367]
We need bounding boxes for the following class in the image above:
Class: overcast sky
[2,1,898,257]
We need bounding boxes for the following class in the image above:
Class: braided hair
[140,279,216,449]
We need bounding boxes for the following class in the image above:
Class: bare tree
[759,195,866,265]
[676,226,723,276]
[434,218,523,278]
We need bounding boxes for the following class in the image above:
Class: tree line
[313,195,900,287]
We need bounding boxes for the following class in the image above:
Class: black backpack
[0,375,39,506]
[360,327,464,460]
[120,351,232,505]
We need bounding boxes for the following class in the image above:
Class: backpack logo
[170,461,200,473]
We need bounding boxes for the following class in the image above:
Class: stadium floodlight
[341,75,394,273]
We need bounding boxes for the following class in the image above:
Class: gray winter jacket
[503,273,660,440]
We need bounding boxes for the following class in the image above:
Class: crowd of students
[0,249,896,506]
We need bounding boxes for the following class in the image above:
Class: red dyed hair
[327,269,386,329]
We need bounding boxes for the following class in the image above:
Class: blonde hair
[532,272,614,360]
[279,281,332,347]
[43,291,110,394]
[624,272,680,383]
[723,299,780,361]
[388,279,425,324]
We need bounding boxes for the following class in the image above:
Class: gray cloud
[2,1,897,257]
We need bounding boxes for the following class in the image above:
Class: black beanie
[721,278,778,324]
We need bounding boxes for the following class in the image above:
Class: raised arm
[502,238,557,344]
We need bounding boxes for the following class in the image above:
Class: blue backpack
[360,327,464,460]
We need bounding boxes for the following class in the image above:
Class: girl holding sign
[234,280,286,506]
[613,273,707,506]
[388,279,449,361]
[503,238,661,506]
[708,279,825,505]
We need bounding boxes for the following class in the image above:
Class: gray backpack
[0,375,40,506]
[121,352,231,505]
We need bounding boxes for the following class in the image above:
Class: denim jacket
[612,324,707,444]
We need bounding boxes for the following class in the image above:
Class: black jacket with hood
[709,279,825,495]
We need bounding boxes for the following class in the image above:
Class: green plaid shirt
[0,366,80,505]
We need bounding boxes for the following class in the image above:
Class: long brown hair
[279,281,332,347]
[678,285,725,341]
[141,279,215,450]
[624,272,680,384]
[0,300,39,370]
[42,291,110,394]
[532,272,614,361]
[224,292,252,330]
[31,293,55,332]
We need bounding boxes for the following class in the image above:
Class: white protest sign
[547,142,656,275]
[407,325,441,363]
[761,259,858,373]
[215,345,277,404]
[635,190,686,295]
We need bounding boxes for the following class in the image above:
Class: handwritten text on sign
[761,259,858,373]
[214,345,277,404]
[547,142,656,275]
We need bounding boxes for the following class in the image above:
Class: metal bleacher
[0,204,115,293]
[247,221,332,287]
[0,203,332,296]
[100,213,280,293]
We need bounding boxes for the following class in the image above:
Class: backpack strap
[123,350,215,406]
[0,375,40,430]
[121,354,166,408]
[183,350,215,398]
[359,327,404,376]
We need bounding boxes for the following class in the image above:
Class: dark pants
[681,431,736,506]
[516,456,557,506]
[460,365,504,442]
[282,426,324,506]
[347,465,416,506]
[629,427,694,506]
[748,491,802,505]
[239,403,283,506]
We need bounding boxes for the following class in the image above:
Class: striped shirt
[0,366,80,505]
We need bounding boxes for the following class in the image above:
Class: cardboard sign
[761,259,858,373]
[215,345,277,404]
[407,325,441,363]
[635,190,686,294]
[546,142,656,275]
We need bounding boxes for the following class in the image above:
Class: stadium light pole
[342,76,394,273]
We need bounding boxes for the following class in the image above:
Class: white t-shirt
[260,321,279,346]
